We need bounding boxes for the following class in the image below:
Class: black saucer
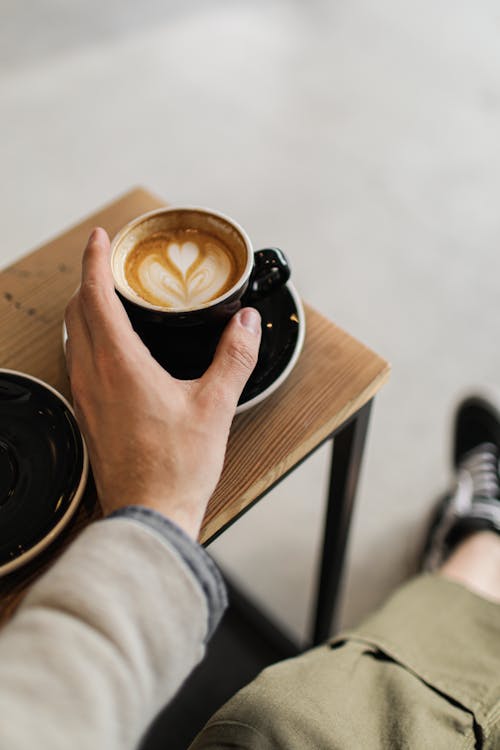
[0,371,87,575]
[237,283,304,409]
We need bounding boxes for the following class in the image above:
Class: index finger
[80,227,136,349]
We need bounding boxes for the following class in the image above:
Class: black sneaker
[422,393,500,571]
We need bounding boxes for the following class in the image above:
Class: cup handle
[242,248,291,304]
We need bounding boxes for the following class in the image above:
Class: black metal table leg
[310,400,373,645]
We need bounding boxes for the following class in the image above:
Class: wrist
[124,499,204,541]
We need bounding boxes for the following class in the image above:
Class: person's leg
[189,564,500,750]
[189,393,500,749]
[440,530,500,604]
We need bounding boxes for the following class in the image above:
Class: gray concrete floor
[2,0,500,639]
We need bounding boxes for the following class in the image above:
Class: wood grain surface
[0,187,390,621]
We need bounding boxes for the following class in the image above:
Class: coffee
[111,206,291,379]
[124,228,242,309]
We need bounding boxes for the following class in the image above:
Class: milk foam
[137,239,233,307]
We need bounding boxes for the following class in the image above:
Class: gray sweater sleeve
[0,512,227,750]
[107,506,227,641]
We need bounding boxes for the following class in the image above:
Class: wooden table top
[0,187,390,620]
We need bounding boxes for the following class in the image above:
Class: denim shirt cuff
[104,506,227,641]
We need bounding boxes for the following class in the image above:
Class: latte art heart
[124,229,240,309]
[167,241,199,277]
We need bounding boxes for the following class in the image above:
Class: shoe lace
[455,442,500,512]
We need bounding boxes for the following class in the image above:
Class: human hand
[64,228,261,539]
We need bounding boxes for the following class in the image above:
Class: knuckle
[80,280,97,306]
[80,279,105,308]
[225,340,256,373]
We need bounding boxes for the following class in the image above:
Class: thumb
[201,307,261,411]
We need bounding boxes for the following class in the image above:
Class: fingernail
[88,227,100,244]
[238,307,261,334]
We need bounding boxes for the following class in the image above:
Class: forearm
[0,512,226,750]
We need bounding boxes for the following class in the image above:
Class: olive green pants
[190,575,500,749]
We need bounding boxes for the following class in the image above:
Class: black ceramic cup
[111,207,291,379]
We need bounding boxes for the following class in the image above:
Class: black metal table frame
[205,399,373,656]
